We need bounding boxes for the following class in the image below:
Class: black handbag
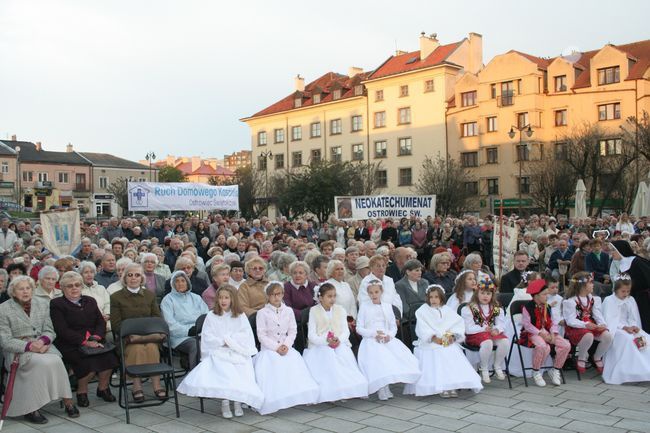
[79,341,116,356]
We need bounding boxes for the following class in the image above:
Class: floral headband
[454,269,474,284]
[521,271,535,283]
[477,278,496,292]
[613,273,632,282]
[425,284,445,295]
[570,273,594,284]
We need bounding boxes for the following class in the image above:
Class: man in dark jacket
[499,251,530,293]
[95,253,119,288]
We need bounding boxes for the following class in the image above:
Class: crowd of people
[0,210,649,424]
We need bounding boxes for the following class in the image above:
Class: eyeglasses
[127,273,142,278]
[251,267,265,271]
[64,283,83,288]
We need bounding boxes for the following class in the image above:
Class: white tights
[479,339,509,370]
[576,331,613,361]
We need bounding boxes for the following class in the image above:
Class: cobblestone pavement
[2,369,649,433]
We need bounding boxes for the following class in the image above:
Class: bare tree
[414,154,475,216]
[525,152,577,214]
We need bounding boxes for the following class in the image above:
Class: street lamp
[508,124,533,216]
[259,151,273,209]
[15,146,21,207]
[145,152,156,181]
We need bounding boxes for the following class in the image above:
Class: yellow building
[242,32,483,194]
[447,39,650,215]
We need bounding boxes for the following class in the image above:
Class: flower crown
[454,269,474,284]
[521,271,535,283]
[477,278,496,292]
[264,280,284,293]
[570,273,594,284]
[425,284,445,295]
[613,273,632,282]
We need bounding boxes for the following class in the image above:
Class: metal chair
[404,301,425,350]
[392,305,405,342]
[118,317,180,424]
[507,300,566,387]
[192,313,209,414]
[249,312,260,350]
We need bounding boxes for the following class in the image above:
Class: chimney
[348,66,363,78]
[467,32,483,75]
[191,156,201,173]
[35,142,42,151]
[294,74,305,92]
[66,143,73,153]
[10,134,16,141]
[395,49,408,56]
[419,32,440,59]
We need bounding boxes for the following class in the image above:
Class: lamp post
[15,146,21,207]
[145,152,156,181]
[508,124,533,216]
[259,151,273,209]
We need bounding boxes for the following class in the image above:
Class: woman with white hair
[107,257,133,295]
[35,265,62,300]
[268,253,294,283]
[79,261,111,328]
[326,259,358,319]
[463,252,495,282]
[141,252,166,303]
[283,261,317,320]
[0,268,9,303]
[152,247,171,279]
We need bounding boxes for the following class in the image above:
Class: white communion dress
[404,304,482,396]
[356,301,421,394]
[176,310,264,408]
[302,304,368,403]
[253,303,319,415]
[602,294,650,384]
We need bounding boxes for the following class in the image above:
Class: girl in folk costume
[404,285,482,398]
[544,273,564,332]
[447,270,477,313]
[562,272,613,374]
[253,282,319,414]
[518,280,570,387]
[356,280,421,400]
[461,279,509,383]
[601,274,650,384]
[303,283,368,403]
[177,285,263,419]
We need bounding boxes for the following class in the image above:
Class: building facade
[223,150,252,172]
[0,142,18,204]
[149,155,235,184]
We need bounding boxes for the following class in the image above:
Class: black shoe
[65,404,80,418]
[77,393,90,407]
[24,410,48,424]
[96,388,116,403]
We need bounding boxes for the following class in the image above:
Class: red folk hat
[526,279,547,296]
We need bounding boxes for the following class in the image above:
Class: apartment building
[224,150,252,172]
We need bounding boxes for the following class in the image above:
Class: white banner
[40,208,81,257]
[492,223,519,280]
[334,195,436,220]
[128,182,239,211]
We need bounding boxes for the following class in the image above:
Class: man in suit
[499,251,530,293]
[354,220,370,241]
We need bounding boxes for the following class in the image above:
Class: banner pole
[498,196,504,279]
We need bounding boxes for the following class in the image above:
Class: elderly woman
[107,257,133,295]
[394,259,428,318]
[110,262,165,402]
[283,261,317,320]
[0,268,9,303]
[161,271,208,370]
[463,252,495,282]
[325,259,357,319]
[152,246,172,279]
[423,252,457,294]
[80,261,111,327]
[35,265,62,300]
[164,256,210,296]
[268,252,294,282]
[0,276,79,423]
[229,261,245,289]
[237,257,269,316]
[201,264,231,309]
[141,252,166,303]
[51,272,119,407]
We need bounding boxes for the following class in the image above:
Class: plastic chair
[118,317,180,424]
[507,300,566,387]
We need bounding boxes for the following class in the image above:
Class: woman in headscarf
[611,240,650,332]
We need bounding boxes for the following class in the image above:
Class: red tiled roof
[572,40,650,89]
[175,161,234,176]
[508,50,553,69]
[368,41,464,80]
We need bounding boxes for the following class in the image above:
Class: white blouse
[461,303,506,335]
[326,278,358,319]
[356,302,397,339]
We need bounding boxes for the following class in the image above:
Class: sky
[0,0,648,162]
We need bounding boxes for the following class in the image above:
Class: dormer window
[313,94,321,104]
[294,98,302,108]
[554,75,567,92]
[354,85,363,96]
[598,66,620,85]
[333,89,342,100]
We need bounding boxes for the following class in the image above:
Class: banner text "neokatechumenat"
[128,182,239,211]
[335,195,436,220]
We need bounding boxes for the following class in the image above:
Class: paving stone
[607,407,648,422]
[556,390,611,404]
[463,393,520,407]
[458,424,513,433]
[37,423,97,433]
[273,408,323,424]
[406,427,455,433]
[307,416,364,433]
[511,423,568,433]
[595,382,649,394]
[351,428,392,433]
[358,414,418,432]
[603,396,650,411]
[411,414,471,431]
[382,397,430,411]
[463,402,521,418]
[613,419,650,433]
[601,388,650,402]
[562,420,628,433]
[148,420,204,433]
[561,399,615,414]
[510,410,571,428]
[253,417,310,433]
[510,401,568,417]
[199,419,260,433]
[561,409,622,426]
[318,406,373,422]
[96,424,154,433]
[70,411,121,428]
[0,421,42,433]
[368,405,422,421]
[462,412,522,430]
[417,402,474,419]
[333,399,382,412]
[511,391,566,406]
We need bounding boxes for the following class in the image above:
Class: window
[99,176,108,189]
[22,171,33,182]
[258,131,267,146]
[398,137,412,156]
[487,116,498,132]
[375,90,384,101]
[331,146,342,163]
[599,138,622,156]
[374,141,387,158]
[275,153,284,169]
[398,168,412,186]
[461,152,478,167]
[461,91,477,107]
[462,122,478,137]
[332,89,341,100]
[598,103,621,121]
[398,107,411,124]
[554,75,567,92]
[555,109,567,126]
[465,181,479,195]
[490,84,497,99]
[294,97,302,108]
[292,151,303,167]
[516,144,530,161]
[311,149,321,163]
[291,125,302,141]
[139,178,146,182]
[399,85,409,97]
[258,156,267,171]
[486,148,498,164]
[354,85,363,96]
[487,178,499,195]
[374,111,386,128]
[598,66,620,85]
[274,128,285,143]
[310,122,321,138]
[352,144,364,161]
[554,142,567,160]
[519,176,531,194]
[313,94,321,104]
[517,112,529,129]
[375,170,387,188]
[330,119,342,135]
[351,115,363,132]
[57,172,68,183]
[424,79,434,92]
[500,81,514,106]
[1,162,7,174]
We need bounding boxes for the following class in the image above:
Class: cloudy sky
[0,0,648,162]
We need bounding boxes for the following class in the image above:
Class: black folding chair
[507,300,566,387]
[118,317,180,424]
[294,308,309,354]
[249,312,260,350]
[193,313,209,414]
[457,302,512,388]
[392,305,405,342]
[403,301,424,350]
[300,307,311,349]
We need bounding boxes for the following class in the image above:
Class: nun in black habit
[612,240,650,332]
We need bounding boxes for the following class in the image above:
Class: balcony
[497,94,515,107]
[74,183,90,192]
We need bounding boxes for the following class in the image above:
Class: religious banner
[492,222,519,280]
[128,182,239,211]
[40,208,81,257]
[334,195,436,220]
